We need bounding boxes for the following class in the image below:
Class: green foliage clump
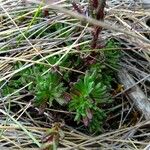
[1,39,120,133]
[35,73,65,107]
[1,8,120,134]
[69,70,109,132]
[104,40,120,69]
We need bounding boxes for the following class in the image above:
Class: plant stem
[90,0,106,49]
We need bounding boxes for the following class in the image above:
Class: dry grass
[0,0,150,149]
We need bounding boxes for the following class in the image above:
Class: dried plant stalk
[118,69,150,120]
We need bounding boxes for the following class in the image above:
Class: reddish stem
[91,0,106,49]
